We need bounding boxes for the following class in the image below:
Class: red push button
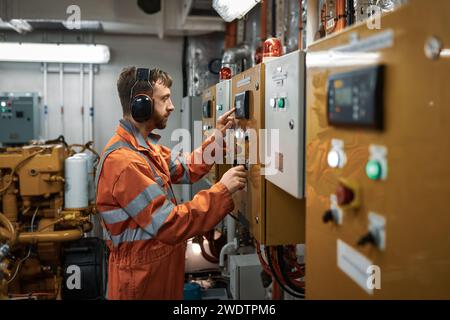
[336,183,354,206]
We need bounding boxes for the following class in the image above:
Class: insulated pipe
[221,44,252,75]
[59,63,65,137]
[88,63,94,142]
[43,62,49,139]
[80,63,85,143]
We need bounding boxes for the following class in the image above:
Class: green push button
[278,98,285,108]
[366,160,382,180]
[217,104,223,111]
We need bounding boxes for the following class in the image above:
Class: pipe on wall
[43,62,49,140]
[80,63,85,143]
[59,63,65,137]
[88,63,94,143]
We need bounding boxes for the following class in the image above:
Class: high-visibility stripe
[109,199,175,246]
[100,183,165,225]
[170,157,190,184]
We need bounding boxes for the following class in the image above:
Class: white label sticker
[337,239,374,295]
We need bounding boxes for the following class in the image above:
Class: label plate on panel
[337,239,374,295]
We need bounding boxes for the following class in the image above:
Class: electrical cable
[0,149,46,193]
[276,246,305,293]
[7,206,39,284]
[264,246,304,299]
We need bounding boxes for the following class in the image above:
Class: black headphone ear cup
[131,94,154,123]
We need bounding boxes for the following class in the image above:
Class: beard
[154,113,169,130]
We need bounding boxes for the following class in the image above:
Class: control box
[180,96,210,202]
[264,50,306,199]
[305,0,450,299]
[229,254,266,300]
[0,92,40,144]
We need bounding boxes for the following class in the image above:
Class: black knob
[322,210,334,224]
[357,232,376,247]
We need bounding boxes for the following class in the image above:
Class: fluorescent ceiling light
[0,42,110,64]
[7,19,33,34]
[213,0,261,22]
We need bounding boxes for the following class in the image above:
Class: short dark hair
[117,66,173,116]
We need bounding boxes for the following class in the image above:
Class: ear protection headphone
[130,68,154,123]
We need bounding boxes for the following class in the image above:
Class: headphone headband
[136,68,150,82]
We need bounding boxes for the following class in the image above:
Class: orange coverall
[95,119,234,299]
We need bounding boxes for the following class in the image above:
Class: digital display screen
[335,87,352,106]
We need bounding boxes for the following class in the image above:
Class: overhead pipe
[80,63,85,143]
[59,63,65,137]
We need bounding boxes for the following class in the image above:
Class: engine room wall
[0,32,184,153]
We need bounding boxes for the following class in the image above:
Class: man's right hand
[220,165,247,194]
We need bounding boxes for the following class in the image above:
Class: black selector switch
[235,91,250,119]
[357,232,376,247]
[202,101,212,118]
[323,210,334,224]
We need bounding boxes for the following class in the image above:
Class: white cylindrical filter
[65,156,88,209]
[73,153,95,202]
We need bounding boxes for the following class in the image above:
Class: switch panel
[0,92,40,144]
[216,79,232,119]
[264,50,306,199]
[327,66,384,130]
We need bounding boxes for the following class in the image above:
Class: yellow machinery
[305,0,450,299]
[231,63,305,245]
[0,142,96,299]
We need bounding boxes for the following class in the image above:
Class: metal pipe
[2,184,18,223]
[43,62,49,139]
[17,228,84,244]
[88,63,94,142]
[221,44,252,75]
[80,63,85,143]
[0,212,17,246]
[261,0,267,41]
[59,63,65,137]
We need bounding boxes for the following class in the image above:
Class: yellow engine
[0,141,98,299]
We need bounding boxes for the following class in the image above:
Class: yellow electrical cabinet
[231,62,305,245]
[231,64,266,243]
[305,0,450,299]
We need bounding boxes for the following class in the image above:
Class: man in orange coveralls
[95,66,246,299]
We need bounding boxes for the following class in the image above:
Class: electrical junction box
[0,92,40,145]
[215,79,232,119]
[264,50,306,199]
[229,254,266,300]
[180,96,210,202]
